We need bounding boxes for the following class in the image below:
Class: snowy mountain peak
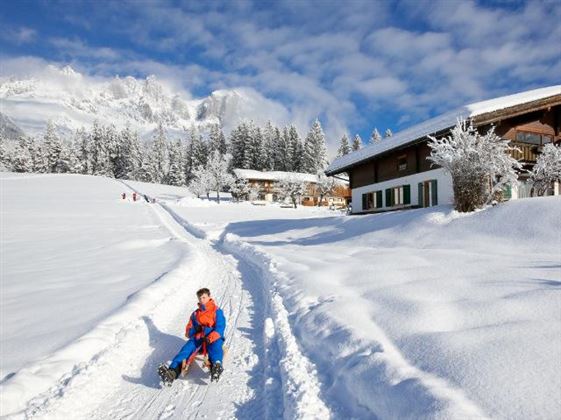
[0,65,290,140]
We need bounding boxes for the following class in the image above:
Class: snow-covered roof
[326,85,561,175]
[233,169,319,183]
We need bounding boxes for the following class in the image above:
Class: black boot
[158,364,177,386]
[210,361,223,382]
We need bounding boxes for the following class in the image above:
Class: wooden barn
[325,86,561,214]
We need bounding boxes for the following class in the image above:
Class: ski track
[17,181,331,420]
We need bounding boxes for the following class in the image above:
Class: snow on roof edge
[326,85,561,175]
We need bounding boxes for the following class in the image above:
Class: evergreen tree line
[230,119,328,173]
[337,127,393,157]
[0,118,330,187]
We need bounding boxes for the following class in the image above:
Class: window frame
[515,130,554,146]
[397,154,408,171]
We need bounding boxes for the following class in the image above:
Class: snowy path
[20,183,330,420]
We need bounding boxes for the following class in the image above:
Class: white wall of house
[352,168,454,213]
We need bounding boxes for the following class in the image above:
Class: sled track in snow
[150,199,331,419]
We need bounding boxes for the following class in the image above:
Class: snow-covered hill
[0,65,290,140]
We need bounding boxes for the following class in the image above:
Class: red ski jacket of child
[185,298,225,344]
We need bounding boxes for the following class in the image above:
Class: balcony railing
[510,142,539,162]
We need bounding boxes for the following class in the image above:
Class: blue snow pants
[169,337,224,369]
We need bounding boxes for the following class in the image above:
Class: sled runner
[158,344,228,387]
[180,344,228,377]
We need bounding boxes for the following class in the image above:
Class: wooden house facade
[232,169,350,207]
[325,86,561,214]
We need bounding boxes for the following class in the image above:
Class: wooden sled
[180,345,228,377]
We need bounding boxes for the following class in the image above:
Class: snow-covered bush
[315,171,335,207]
[190,166,213,199]
[276,175,308,208]
[530,143,561,196]
[428,119,521,212]
[206,151,233,203]
[230,178,251,202]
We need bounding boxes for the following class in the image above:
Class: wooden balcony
[510,142,539,162]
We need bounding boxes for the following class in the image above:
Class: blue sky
[1,0,560,148]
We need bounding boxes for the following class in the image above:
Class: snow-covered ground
[165,192,561,419]
[1,173,183,378]
[2,173,560,419]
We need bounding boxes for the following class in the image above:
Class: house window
[361,190,383,211]
[397,155,407,171]
[394,186,404,205]
[418,180,438,207]
[385,185,411,207]
[515,131,553,145]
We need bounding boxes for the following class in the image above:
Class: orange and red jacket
[185,298,225,344]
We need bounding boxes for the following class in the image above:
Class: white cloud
[1,26,37,45]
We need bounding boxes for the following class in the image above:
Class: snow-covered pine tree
[116,125,140,180]
[206,151,234,203]
[67,137,84,174]
[272,126,283,171]
[337,134,351,157]
[276,174,308,208]
[28,136,46,173]
[0,137,9,171]
[133,142,155,183]
[74,127,91,174]
[384,128,393,138]
[209,124,227,156]
[56,140,74,173]
[43,121,64,173]
[12,136,34,173]
[183,128,195,183]
[370,128,382,144]
[230,122,249,169]
[166,139,186,186]
[244,123,263,170]
[279,126,292,171]
[289,125,303,172]
[353,134,363,151]
[303,119,328,174]
[351,134,362,151]
[262,121,276,171]
[530,143,561,196]
[315,171,336,206]
[190,125,207,169]
[90,120,112,176]
[104,124,120,178]
[428,119,521,212]
[149,122,170,183]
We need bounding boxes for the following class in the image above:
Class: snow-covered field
[1,173,560,419]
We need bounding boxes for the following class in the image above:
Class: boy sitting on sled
[158,288,226,385]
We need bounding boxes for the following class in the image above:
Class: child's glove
[206,331,221,344]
